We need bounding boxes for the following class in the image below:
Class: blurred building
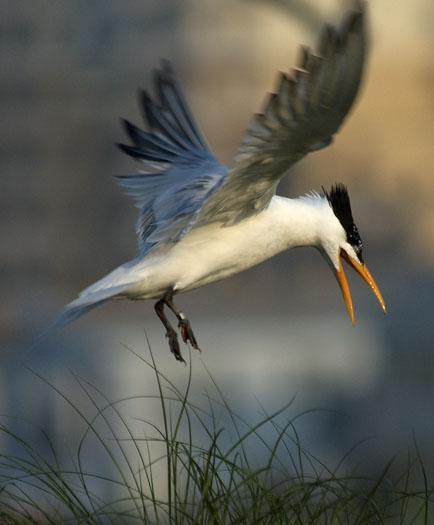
[1,0,434,502]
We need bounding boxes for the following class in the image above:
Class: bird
[53,1,385,362]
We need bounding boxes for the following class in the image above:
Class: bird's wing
[197,2,367,226]
[116,60,228,256]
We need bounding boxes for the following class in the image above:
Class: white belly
[171,222,279,291]
[124,199,297,300]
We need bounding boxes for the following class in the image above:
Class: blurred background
[1,0,434,501]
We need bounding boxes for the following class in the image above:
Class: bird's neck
[269,194,334,250]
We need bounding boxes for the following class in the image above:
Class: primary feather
[116,60,227,256]
[199,3,366,225]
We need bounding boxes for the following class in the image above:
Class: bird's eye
[346,225,364,263]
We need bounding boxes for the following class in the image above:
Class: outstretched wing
[198,2,367,226]
[116,60,227,256]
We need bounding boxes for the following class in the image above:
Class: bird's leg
[154,297,185,363]
[163,292,200,352]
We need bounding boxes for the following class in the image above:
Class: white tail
[51,283,134,329]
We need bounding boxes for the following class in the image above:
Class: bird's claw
[166,329,185,363]
[179,319,201,352]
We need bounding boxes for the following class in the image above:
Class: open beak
[335,248,386,325]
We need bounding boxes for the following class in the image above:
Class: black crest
[322,183,364,262]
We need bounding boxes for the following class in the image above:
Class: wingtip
[138,88,155,127]
[317,2,366,56]
[297,45,311,71]
[155,59,175,85]
[352,0,366,14]
[345,1,366,33]
[347,10,364,33]
[139,88,151,106]
[117,142,137,158]
[317,23,334,58]
[120,117,133,134]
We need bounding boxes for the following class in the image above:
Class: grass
[0,342,433,524]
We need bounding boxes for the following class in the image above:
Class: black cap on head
[322,183,364,263]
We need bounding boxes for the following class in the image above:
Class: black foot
[166,328,185,363]
[155,292,200,363]
[179,318,201,352]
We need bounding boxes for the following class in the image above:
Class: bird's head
[319,183,386,324]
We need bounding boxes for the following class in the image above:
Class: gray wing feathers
[116,5,365,242]
[198,3,366,225]
[116,60,227,255]
[154,63,208,150]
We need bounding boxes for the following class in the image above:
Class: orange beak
[335,248,386,325]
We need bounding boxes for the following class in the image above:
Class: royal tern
[54,2,385,362]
